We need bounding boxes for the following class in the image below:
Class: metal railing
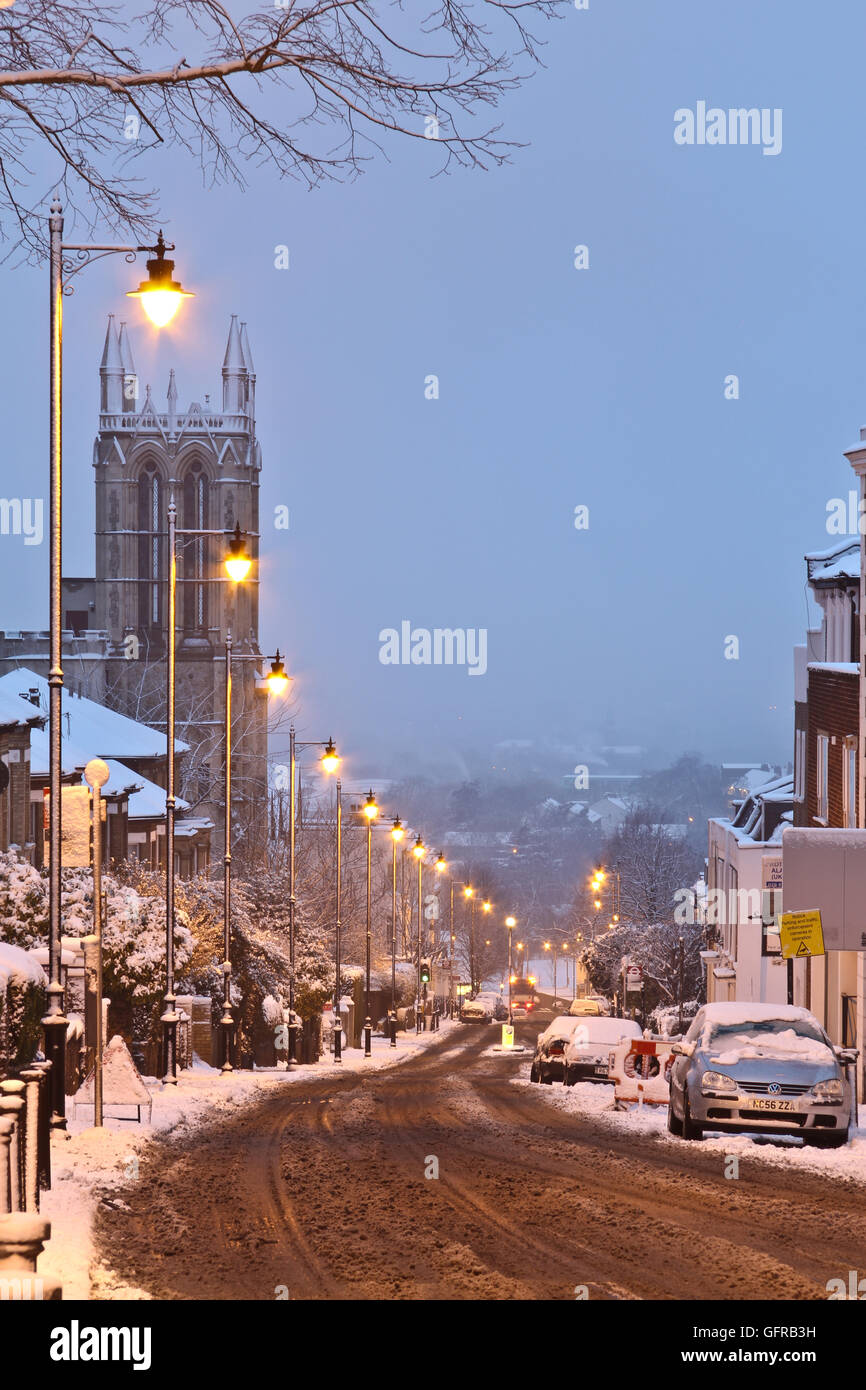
[0,1062,61,1300]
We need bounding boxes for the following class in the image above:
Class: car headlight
[810,1078,844,1103]
[701,1070,737,1095]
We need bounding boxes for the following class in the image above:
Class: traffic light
[420,960,431,984]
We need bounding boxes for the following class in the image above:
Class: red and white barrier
[608,1038,676,1108]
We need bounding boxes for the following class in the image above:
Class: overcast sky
[0,0,861,782]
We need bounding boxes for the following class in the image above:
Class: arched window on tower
[137,463,163,634]
[182,461,209,635]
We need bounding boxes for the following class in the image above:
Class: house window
[816,733,830,822]
[727,864,738,961]
[761,890,782,955]
[182,462,209,634]
[843,737,857,828]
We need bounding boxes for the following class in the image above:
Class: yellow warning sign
[779,909,825,959]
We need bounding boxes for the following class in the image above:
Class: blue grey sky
[1,0,863,779]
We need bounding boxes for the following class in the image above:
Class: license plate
[748,1097,798,1112]
[594,1065,608,1076]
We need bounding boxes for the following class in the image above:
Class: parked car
[529,1016,582,1084]
[667,1003,856,1148]
[460,996,493,1023]
[563,1016,644,1085]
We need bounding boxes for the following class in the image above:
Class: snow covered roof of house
[805,538,860,583]
[0,668,188,760]
[0,685,46,731]
[175,816,213,837]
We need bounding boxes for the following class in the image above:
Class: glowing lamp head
[320,739,339,774]
[225,522,252,582]
[436,852,446,873]
[412,834,425,859]
[543,941,551,951]
[391,816,405,843]
[266,650,290,697]
[463,885,473,899]
[127,232,193,327]
[362,790,379,821]
[482,900,491,913]
[505,916,516,929]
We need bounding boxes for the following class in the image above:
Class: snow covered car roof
[696,1003,817,1027]
[566,1017,643,1047]
[538,1016,582,1044]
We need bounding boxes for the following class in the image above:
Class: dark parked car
[529,1017,581,1085]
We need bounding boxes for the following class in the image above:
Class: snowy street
[88,1021,866,1301]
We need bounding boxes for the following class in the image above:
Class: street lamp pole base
[389,1014,397,1048]
[161,1002,179,1086]
[287,1020,299,1071]
[219,1010,233,1074]
[363,1019,372,1057]
[41,1011,68,1131]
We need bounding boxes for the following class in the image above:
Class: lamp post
[334,777,342,1062]
[45,201,191,1127]
[287,728,339,1067]
[362,790,379,1057]
[162,510,253,1084]
[84,758,110,1127]
[390,817,404,1046]
[448,880,455,1019]
[543,939,558,1002]
[506,916,517,1025]
[413,835,426,1032]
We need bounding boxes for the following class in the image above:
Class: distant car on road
[529,1016,583,1084]
[563,1016,643,1085]
[460,997,493,1023]
[568,997,609,1018]
[667,1003,856,1147]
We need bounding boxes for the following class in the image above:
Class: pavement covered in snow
[512,1067,866,1183]
[42,1022,459,1300]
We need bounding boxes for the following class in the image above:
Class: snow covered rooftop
[0,685,45,731]
[805,538,860,583]
[0,668,188,761]
[78,758,189,819]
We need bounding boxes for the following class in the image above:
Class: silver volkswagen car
[667,1003,856,1148]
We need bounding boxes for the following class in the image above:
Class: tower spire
[99,315,123,413]
[222,314,246,412]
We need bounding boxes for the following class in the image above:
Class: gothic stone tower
[94,314,268,860]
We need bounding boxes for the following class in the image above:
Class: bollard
[389,1013,397,1048]
[31,1062,52,1194]
[0,1082,26,1212]
[333,1012,342,1065]
[0,1212,62,1300]
[0,1118,12,1215]
[363,1020,372,1059]
[19,1072,43,1214]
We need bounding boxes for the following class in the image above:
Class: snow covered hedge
[0,941,46,1070]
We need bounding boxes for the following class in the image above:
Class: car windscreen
[569,1019,641,1045]
[704,1018,833,1064]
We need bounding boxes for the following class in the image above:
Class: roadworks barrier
[608,1038,676,1109]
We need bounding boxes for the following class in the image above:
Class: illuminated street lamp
[127,231,194,327]
[389,816,405,1045]
[286,726,340,1066]
[44,202,192,1126]
[362,791,379,1056]
[413,835,426,1032]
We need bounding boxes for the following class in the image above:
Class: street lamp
[362,790,379,1057]
[45,201,192,1127]
[389,817,405,1045]
[413,835,426,1032]
[287,726,340,1067]
[505,916,517,1024]
[160,507,254,1086]
[126,231,194,327]
[334,776,343,1063]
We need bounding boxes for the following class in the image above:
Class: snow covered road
[91,1022,866,1300]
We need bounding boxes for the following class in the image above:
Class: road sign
[625,964,642,992]
[779,909,825,959]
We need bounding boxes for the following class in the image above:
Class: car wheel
[563,1070,574,1087]
[667,1100,683,1136]
[540,1072,553,1085]
[682,1097,703,1141]
[529,1064,539,1083]
[804,1128,849,1149]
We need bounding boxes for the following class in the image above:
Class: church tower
[93,315,268,858]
